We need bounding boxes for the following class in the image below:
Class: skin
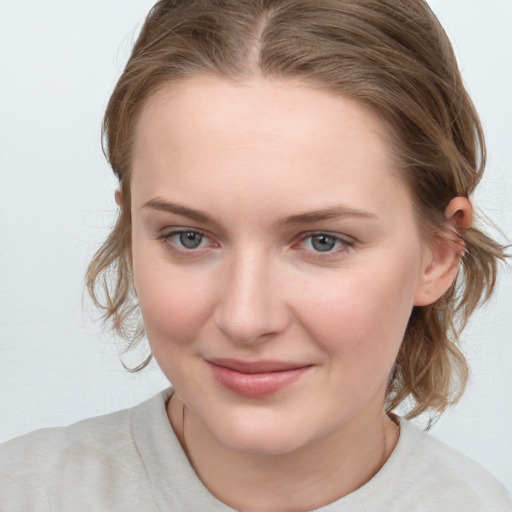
[125,75,468,511]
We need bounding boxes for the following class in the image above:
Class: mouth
[206,358,313,398]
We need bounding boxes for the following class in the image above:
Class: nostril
[213,256,290,343]
[214,293,289,344]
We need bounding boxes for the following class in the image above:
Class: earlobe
[413,197,472,306]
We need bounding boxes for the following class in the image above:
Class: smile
[206,358,312,398]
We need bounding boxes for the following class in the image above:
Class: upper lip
[207,358,312,374]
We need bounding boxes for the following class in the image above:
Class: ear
[413,197,472,306]
[114,189,135,287]
[115,189,123,208]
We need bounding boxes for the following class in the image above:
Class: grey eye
[179,231,203,249]
[311,234,337,252]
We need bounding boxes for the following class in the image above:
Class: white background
[1,0,511,492]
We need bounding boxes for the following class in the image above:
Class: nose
[214,249,290,344]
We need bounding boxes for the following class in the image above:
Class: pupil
[312,234,336,252]
[179,232,202,249]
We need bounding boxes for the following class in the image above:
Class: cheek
[132,250,216,348]
[295,256,419,369]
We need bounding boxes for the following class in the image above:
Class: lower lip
[207,363,311,398]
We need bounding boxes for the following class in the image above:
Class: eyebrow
[142,198,215,224]
[142,198,377,227]
[279,206,377,226]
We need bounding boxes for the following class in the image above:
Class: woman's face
[130,75,435,455]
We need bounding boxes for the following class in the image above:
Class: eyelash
[157,229,355,258]
[295,232,355,257]
[158,228,214,257]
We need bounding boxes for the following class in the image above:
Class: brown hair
[87,0,507,419]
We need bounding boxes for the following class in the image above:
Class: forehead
[131,75,410,221]
[135,75,392,162]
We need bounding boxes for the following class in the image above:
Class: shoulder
[1,401,134,474]
[388,418,512,511]
[0,388,174,512]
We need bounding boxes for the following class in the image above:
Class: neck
[168,394,399,512]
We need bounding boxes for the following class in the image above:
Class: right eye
[159,228,214,253]
[175,231,205,249]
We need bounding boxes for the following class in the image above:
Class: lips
[206,358,312,398]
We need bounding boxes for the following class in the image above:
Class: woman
[1,1,510,510]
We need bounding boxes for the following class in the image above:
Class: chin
[211,413,312,457]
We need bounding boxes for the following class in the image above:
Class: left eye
[299,233,352,253]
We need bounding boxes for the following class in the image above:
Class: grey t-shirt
[1,388,510,511]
